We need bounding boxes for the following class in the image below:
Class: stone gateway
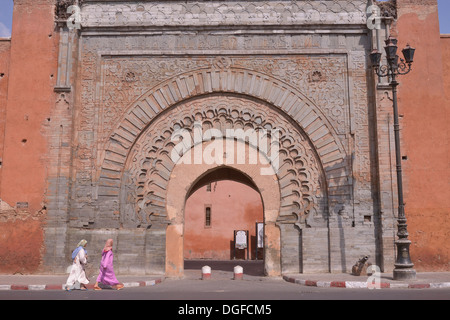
[51,0,384,276]
[0,0,449,275]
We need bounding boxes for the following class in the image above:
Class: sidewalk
[0,274,164,291]
[283,272,450,289]
[1,262,449,290]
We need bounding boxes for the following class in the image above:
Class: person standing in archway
[94,239,124,290]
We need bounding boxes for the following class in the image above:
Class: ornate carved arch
[103,68,346,167]
[98,68,351,228]
[116,94,327,228]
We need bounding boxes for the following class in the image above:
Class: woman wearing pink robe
[94,239,124,290]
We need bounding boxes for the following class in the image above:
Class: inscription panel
[81,1,368,28]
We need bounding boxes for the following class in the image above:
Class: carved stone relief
[72,19,371,231]
[120,95,328,229]
[80,1,368,27]
[100,55,350,148]
[98,67,350,193]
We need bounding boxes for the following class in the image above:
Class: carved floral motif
[100,55,349,147]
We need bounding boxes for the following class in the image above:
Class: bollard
[234,265,243,280]
[202,266,211,280]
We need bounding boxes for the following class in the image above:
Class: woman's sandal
[114,284,124,290]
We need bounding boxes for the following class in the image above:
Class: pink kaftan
[96,250,120,286]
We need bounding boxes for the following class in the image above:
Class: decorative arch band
[97,68,351,228]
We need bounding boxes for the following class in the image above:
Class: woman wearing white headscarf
[65,239,89,291]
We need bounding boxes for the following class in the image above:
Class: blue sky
[438,0,450,34]
[373,0,450,34]
[0,0,13,37]
[0,0,449,37]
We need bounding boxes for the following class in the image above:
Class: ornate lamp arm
[373,59,412,78]
[397,59,413,76]
[373,64,391,78]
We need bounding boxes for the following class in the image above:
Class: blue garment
[71,247,87,260]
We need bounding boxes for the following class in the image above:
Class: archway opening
[184,167,265,275]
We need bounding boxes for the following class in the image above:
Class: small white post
[202,265,211,280]
[234,265,243,280]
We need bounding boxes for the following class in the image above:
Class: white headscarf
[71,239,87,260]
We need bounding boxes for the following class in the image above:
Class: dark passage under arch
[186,167,260,199]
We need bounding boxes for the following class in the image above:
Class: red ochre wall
[0,39,10,187]
[0,0,58,273]
[443,36,450,102]
[396,0,450,271]
[184,180,263,260]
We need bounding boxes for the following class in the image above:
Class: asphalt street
[0,274,448,320]
[1,276,449,301]
[1,259,449,316]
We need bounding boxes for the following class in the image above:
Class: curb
[282,275,450,289]
[0,278,163,291]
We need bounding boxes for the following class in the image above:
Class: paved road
[1,260,449,316]
[1,276,449,301]
[1,274,449,319]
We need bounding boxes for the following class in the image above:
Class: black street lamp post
[370,36,417,280]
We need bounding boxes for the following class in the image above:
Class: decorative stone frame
[99,68,350,216]
[94,71,351,275]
